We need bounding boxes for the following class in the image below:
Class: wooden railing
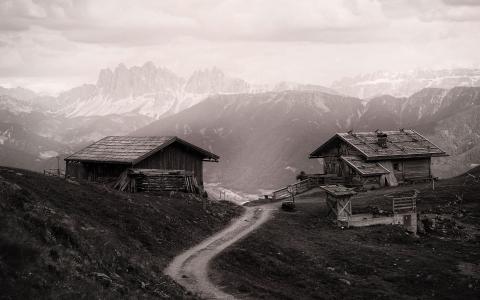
[306,174,325,186]
[271,174,349,201]
[308,173,346,185]
[272,178,312,200]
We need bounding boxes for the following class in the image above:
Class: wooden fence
[43,169,64,177]
[272,178,313,200]
[392,196,417,213]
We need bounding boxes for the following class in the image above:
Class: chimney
[377,132,388,148]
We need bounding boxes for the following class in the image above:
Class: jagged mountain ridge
[134,87,480,193]
[2,62,337,122]
[55,63,252,119]
[0,63,336,147]
[332,69,480,99]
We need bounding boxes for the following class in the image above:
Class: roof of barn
[310,129,447,161]
[65,136,219,164]
[340,156,390,176]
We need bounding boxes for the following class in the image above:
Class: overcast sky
[1,0,480,94]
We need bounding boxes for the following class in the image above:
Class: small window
[393,162,400,171]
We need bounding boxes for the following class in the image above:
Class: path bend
[165,204,275,299]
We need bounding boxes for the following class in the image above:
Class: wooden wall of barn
[65,161,87,179]
[401,158,431,180]
[66,161,127,181]
[322,141,362,176]
[134,143,204,185]
[85,163,127,181]
[380,158,431,182]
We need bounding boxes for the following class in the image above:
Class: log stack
[127,169,198,193]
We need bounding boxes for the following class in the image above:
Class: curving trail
[165,204,276,299]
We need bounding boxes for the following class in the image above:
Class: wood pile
[113,170,136,192]
[115,169,200,193]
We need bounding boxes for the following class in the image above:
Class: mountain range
[1,64,480,193]
[55,63,253,119]
[134,87,480,192]
[332,68,480,99]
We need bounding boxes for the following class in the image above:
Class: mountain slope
[134,91,364,193]
[134,87,480,193]
[0,121,71,172]
[0,167,241,299]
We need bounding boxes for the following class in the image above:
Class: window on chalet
[393,162,401,171]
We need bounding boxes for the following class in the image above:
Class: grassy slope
[211,170,480,299]
[0,167,243,299]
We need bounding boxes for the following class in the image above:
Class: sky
[0,0,480,95]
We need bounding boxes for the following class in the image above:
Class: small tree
[296,171,307,181]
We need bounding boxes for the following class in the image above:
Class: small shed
[321,185,418,233]
[321,185,357,223]
[310,129,447,189]
[65,136,219,192]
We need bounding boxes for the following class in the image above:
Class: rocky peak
[94,63,184,99]
[185,67,250,94]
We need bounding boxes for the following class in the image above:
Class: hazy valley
[1,64,480,194]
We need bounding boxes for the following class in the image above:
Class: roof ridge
[310,129,448,159]
[65,135,219,164]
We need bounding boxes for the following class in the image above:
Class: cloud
[442,0,480,6]
[1,0,479,46]
[1,0,390,45]
[0,0,480,94]
[422,6,480,22]
[380,0,480,22]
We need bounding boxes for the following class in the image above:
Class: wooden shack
[310,129,447,189]
[65,136,219,192]
[322,185,357,223]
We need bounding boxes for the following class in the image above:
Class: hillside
[134,87,480,193]
[0,94,154,171]
[134,91,364,193]
[211,170,480,299]
[0,121,71,172]
[0,167,242,299]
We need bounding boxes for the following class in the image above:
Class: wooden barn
[309,129,447,189]
[65,136,219,193]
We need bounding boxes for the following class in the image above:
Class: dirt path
[165,203,277,299]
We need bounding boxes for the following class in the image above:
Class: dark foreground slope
[0,167,242,299]
[211,169,480,299]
